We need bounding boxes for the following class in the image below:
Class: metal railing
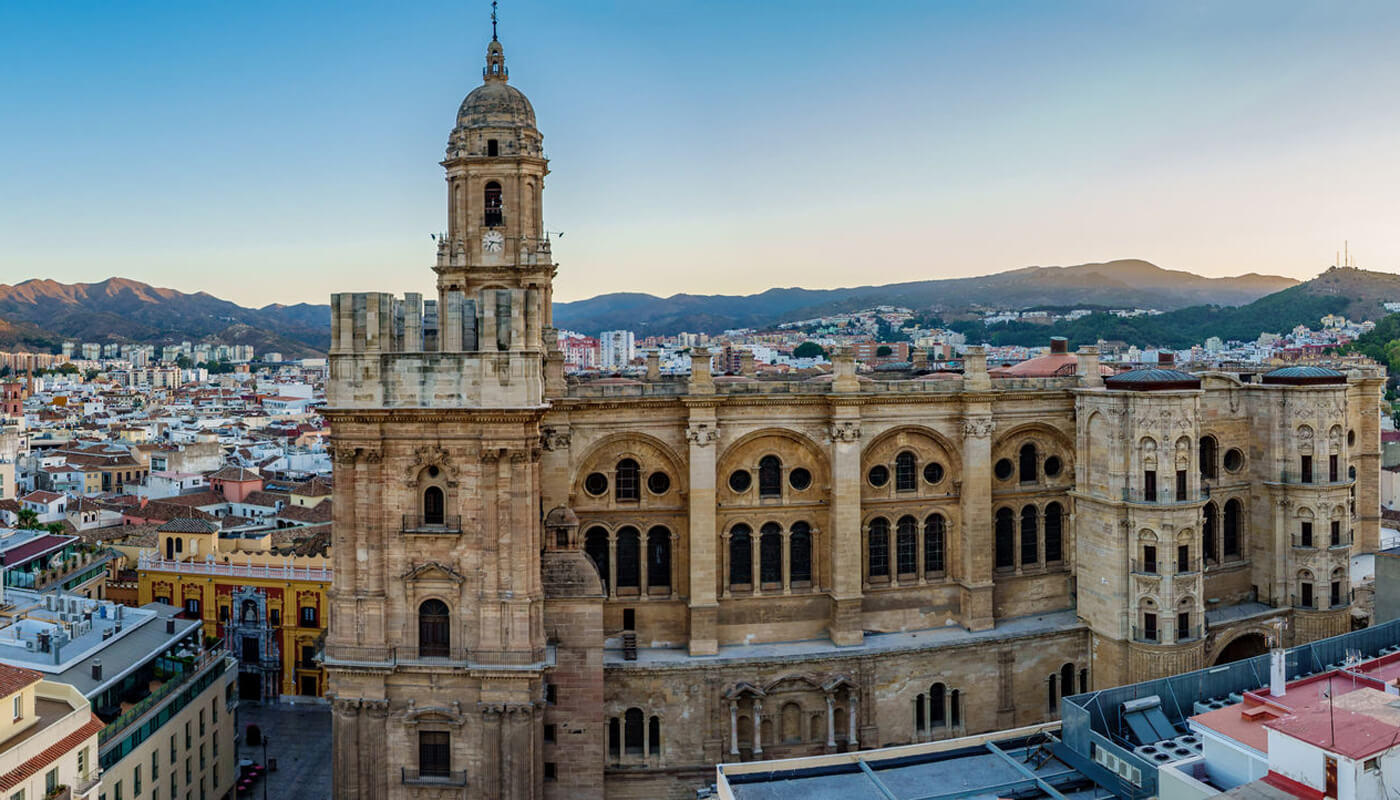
[1292,535,1353,550]
[138,552,332,581]
[99,645,229,746]
[1120,488,1205,505]
[402,768,468,787]
[401,515,463,534]
[1130,559,1202,576]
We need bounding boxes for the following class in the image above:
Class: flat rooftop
[720,728,1097,800]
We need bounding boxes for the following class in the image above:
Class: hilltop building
[321,27,1386,800]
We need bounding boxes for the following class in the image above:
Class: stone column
[608,534,618,600]
[959,413,996,630]
[825,694,836,747]
[846,689,858,747]
[482,705,502,798]
[729,701,739,755]
[330,698,361,799]
[362,700,389,800]
[752,699,763,755]
[686,408,720,655]
[828,413,864,645]
[781,531,791,594]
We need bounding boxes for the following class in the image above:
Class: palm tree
[15,508,38,530]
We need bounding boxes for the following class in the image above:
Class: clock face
[482,231,505,253]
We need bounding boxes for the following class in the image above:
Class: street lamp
[262,735,270,800]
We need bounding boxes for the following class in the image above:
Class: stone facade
[321,33,1386,800]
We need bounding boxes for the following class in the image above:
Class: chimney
[1158,351,1175,367]
[166,618,176,634]
[738,350,756,377]
[645,350,660,381]
[1076,346,1103,388]
[1270,646,1287,697]
[687,347,714,395]
[962,346,991,391]
[1050,337,1068,355]
[911,348,929,370]
[831,348,860,392]
[91,660,102,681]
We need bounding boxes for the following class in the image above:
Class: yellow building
[0,664,102,800]
[136,519,332,702]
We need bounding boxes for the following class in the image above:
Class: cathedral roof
[1260,365,1347,385]
[1103,368,1201,391]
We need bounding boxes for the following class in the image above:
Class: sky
[2,0,1400,307]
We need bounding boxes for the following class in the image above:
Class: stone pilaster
[828,409,864,645]
[959,413,995,630]
[686,406,720,655]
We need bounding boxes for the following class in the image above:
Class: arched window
[1020,505,1038,565]
[867,518,890,578]
[1202,502,1218,564]
[729,525,752,586]
[647,527,671,588]
[1019,443,1038,483]
[1060,663,1075,698]
[994,508,1014,569]
[915,694,926,733]
[1223,499,1242,558]
[1199,436,1218,480]
[895,452,917,491]
[924,514,946,574]
[760,522,783,585]
[165,536,175,559]
[175,537,183,553]
[929,683,946,727]
[616,527,640,588]
[484,181,502,227]
[649,716,661,753]
[608,717,621,758]
[896,516,917,575]
[1044,502,1063,563]
[584,527,610,591]
[418,599,450,659]
[790,522,812,584]
[422,485,445,525]
[624,708,644,755]
[616,459,640,502]
[758,456,783,497]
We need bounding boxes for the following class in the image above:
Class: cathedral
[321,30,1385,800]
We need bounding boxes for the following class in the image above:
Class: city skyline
[4,1,1400,307]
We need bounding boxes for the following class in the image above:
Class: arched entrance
[1214,632,1268,665]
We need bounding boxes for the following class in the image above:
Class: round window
[1044,456,1062,478]
[868,465,889,487]
[583,472,608,496]
[994,459,1014,480]
[427,465,440,478]
[789,467,812,491]
[728,470,752,493]
[923,462,944,484]
[647,472,671,495]
[1223,448,1244,472]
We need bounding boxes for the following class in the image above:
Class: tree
[876,345,893,358]
[45,522,66,535]
[793,342,825,359]
[15,508,39,530]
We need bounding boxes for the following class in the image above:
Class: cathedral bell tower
[324,21,569,800]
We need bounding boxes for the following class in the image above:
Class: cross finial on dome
[491,0,498,42]
[482,2,508,83]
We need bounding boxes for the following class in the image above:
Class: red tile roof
[0,664,42,699]
[0,714,104,791]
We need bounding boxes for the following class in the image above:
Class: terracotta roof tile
[0,714,104,791]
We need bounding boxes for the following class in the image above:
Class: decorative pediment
[763,673,823,694]
[723,681,766,700]
[403,699,467,728]
[821,674,857,693]
[404,445,457,486]
[402,561,465,585]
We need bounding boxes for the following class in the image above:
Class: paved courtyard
[235,702,333,800]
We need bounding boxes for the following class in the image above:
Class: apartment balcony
[401,515,463,534]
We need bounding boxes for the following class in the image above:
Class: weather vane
[491,1,498,41]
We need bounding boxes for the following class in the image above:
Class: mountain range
[0,261,1394,358]
[551,259,1297,335]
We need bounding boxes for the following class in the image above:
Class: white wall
[1267,730,1327,793]
[1192,723,1267,789]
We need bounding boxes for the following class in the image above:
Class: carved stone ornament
[540,427,572,451]
[961,419,994,439]
[686,423,720,447]
[402,561,466,585]
[829,421,862,443]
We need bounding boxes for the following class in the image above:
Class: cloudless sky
[2,1,1399,307]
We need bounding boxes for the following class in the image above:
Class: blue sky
[3,1,1399,306]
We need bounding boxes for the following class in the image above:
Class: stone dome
[1260,365,1347,386]
[456,80,536,130]
[1104,368,1202,391]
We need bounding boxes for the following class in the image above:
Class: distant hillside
[553,259,1297,336]
[0,278,331,358]
[952,267,1400,350]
